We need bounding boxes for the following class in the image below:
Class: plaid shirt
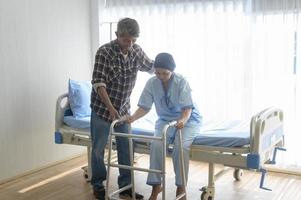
[91,39,154,122]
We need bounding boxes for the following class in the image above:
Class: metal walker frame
[105,118,187,200]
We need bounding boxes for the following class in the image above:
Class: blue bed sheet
[63,114,156,132]
[192,130,249,147]
[193,120,250,147]
[63,116,250,148]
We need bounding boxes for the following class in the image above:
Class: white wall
[0,0,92,182]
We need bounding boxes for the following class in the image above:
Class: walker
[105,117,187,200]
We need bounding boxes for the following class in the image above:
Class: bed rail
[55,93,69,131]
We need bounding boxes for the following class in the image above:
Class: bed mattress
[63,116,250,148]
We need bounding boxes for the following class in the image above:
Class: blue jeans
[90,111,131,191]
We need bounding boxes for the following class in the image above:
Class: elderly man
[90,17,154,200]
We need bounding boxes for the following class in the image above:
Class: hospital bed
[190,108,285,200]
[54,93,285,200]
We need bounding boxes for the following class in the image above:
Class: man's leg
[115,122,144,199]
[114,122,131,188]
[90,112,110,193]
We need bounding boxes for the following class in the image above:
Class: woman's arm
[176,108,192,129]
[128,107,150,123]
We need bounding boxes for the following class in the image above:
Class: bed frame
[190,107,285,199]
[54,93,285,200]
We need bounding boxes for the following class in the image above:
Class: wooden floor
[1,154,301,200]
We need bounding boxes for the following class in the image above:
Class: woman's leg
[176,186,186,200]
[172,125,200,193]
[147,122,171,199]
[147,137,164,185]
[149,184,162,200]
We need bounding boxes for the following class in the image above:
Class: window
[98,0,301,169]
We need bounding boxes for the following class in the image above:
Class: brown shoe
[93,188,105,200]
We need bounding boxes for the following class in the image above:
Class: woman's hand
[175,118,186,129]
[126,115,136,123]
[176,108,192,129]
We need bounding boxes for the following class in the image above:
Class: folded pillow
[68,79,92,118]
[64,116,91,129]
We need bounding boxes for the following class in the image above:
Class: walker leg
[162,130,167,200]
[129,126,136,200]
[176,129,187,200]
[87,146,92,181]
[105,128,114,200]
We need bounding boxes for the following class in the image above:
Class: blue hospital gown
[138,73,202,125]
[138,73,202,186]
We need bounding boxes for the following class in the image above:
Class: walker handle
[168,121,177,127]
[118,115,129,123]
[111,115,129,128]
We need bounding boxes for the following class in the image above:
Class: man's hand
[108,107,120,121]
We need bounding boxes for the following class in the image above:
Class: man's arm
[135,45,154,73]
[97,86,120,120]
[92,48,120,120]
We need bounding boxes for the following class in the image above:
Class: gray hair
[116,18,140,38]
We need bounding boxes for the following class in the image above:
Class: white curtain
[248,1,300,169]
[98,0,301,169]
[99,0,249,120]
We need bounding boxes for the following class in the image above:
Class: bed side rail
[247,108,285,191]
[247,108,284,171]
[250,108,283,154]
[55,93,69,131]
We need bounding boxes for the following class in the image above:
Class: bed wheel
[82,166,90,181]
[233,169,243,181]
[83,172,89,179]
[201,192,213,200]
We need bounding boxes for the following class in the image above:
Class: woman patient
[128,53,202,200]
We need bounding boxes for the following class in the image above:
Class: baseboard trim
[0,153,86,186]
[265,165,301,177]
